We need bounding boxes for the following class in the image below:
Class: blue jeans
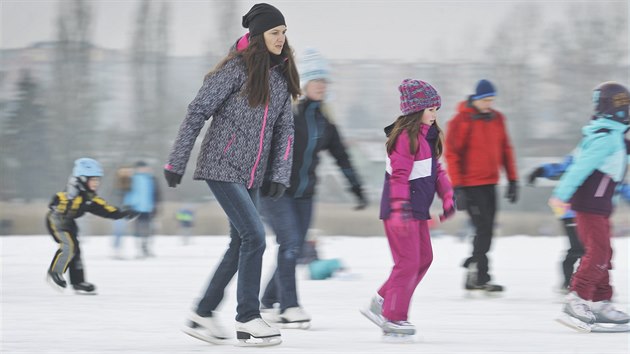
[259,195,313,311]
[196,181,266,323]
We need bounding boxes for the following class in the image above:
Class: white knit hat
[299,48,330,87]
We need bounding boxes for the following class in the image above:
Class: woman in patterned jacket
[163,3,299,347]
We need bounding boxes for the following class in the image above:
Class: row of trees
[0,2,627,202]
[0,0,240,201]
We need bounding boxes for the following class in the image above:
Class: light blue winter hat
[299,48,330,87]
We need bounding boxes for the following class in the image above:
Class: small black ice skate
[72,282,97,295]
[46,270,67,291]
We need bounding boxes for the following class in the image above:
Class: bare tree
[484,3,543,154]
[47,0,97,184]
[1,70,52,200]
[125,0,171,163]
[541,2,628,144]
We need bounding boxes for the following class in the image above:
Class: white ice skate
[381,320,415,343]
[556,292,595,333]
[360,294,385,328]
[235,317,282,347]
[182,312,231,345]
[276,307,311,329]
[590,301,630,333]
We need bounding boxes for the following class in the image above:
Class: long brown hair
[386,111,445,158]
[210,35,300,107]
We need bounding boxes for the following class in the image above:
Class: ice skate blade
[382,332,415,343]
[591,323,630,333]
[359,308,385,328]
[555,314,592,333]
[277,321,311,330]
[182,326,231,345]
[464,289,503,299]
[74,290,98,295]
[235,332,282,347]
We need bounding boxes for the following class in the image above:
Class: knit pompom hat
[299,48,330,87]
[399,79,441,115]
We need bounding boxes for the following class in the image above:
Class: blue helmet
[72,158,104,177]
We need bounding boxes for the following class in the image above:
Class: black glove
[351,185,368,210]
[121,209,140,220]
[506,181,519,203]
[527,167,545,186]
[263,182,286,201]
[164,169,182,188]
[454,187,467,211]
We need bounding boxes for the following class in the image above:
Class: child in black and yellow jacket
[46,158,137,294]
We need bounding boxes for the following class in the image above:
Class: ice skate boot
[235,317,281,347]
[46,270,66,291]
[591,300,630,324]
[277,307,311,329]
[381,320,415,343]
[556,291,595,332]
[72,282,97,295]
[464,263,503,296]
[182,312,231,344]
[360,293,385,328]
[588,301,630,333]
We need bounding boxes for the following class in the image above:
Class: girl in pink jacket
[361,79,455,340]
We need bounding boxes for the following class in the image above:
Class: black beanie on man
[242,3,286,36]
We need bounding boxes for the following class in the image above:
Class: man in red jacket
[445,79,519,293]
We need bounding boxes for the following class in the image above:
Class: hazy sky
[0,0,618,61]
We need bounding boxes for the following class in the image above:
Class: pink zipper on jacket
[248,103,269,189]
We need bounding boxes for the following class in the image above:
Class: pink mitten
[440,196,455,222]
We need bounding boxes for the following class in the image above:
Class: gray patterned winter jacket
[166,56,294,189]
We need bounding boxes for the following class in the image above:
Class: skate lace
[571,301,592,316]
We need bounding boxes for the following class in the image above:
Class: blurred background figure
[259,48,367,328]
[111,166,134,259]
[445,79,519,294]
[528,155,584,294]
[125,160,160,258]
[175,205,195,245]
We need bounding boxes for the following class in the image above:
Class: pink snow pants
[571,211,613,302]
[378,218,433,321]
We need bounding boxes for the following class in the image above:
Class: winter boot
[360,293,385,327]
[182,312,230,344]
[235,317,281,346]
[591,301,630,324]
[563,292,595,324]
[72,282,97,295]
[47,270,67,289]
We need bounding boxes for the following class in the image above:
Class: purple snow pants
[378,218,433,321]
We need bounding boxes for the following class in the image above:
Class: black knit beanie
[242,3,286,36]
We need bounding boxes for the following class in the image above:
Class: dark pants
[196,180,266,323]
[259,195,313,311]
[461,185,496,285]
[46,212,85,285]
[571,212,613,302]
[561,217,584,288]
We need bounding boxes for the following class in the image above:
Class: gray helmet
[593,81,630,125]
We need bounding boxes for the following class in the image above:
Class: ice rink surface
[2,233,628,353]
